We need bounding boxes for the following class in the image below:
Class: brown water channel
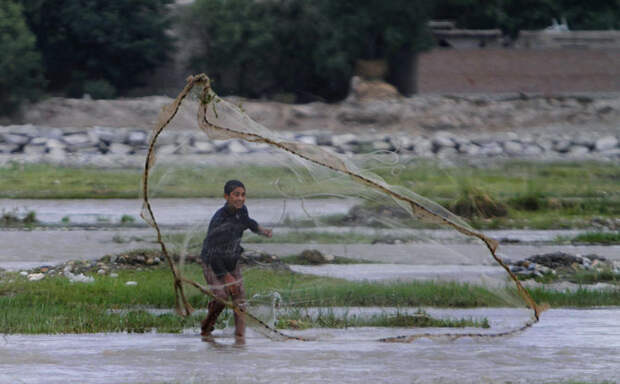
[1,308,618,384]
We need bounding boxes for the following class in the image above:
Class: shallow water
[1,227,618,272]
[0,198,359,226]
[1,308,618,384]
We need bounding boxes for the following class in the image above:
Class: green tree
[317,0,433,95]
[184,0,433,100]
[19,0,173,97]
[0,0,44,115]
[432,0,620,37]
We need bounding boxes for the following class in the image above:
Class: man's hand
[258,226,272,238]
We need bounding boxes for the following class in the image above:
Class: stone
[127,131,147,146]
[27,273,45,281]
[431,132,455,150]
[480,143,504,156]
[296,135,317,146]
[0,144,19,153]
[347,76,399,101]
[567,145,590,156]
[19,271,28,276]
[97,269,106,275]
[600,148,620,157]
[193,141,215,153]
[107,143,132,155]
[23,145,47,155]
[157,144,177,155]
[522,144,544,156]
[331,133,357,147]
[503,141,524,155]
[110,273,119,278]
[298,249,331,265]
[316,134,333,146]
[45,139,66,149]
[125,281,138,286]
[62,132,92,147]
[30,137,48,146]
[228,140,249,153]
[436,147,458,158]
[553,140,572,153]
[594,136,618,151]
[93,126,126,144]
[3,133,30,145]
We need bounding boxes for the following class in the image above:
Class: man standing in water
[200,180,272,343]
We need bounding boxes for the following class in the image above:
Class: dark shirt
[200,203,259,277]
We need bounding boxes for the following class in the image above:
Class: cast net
[141,74,543,342]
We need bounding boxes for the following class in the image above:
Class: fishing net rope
[141,74,543,342]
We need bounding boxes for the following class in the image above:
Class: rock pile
[12,248,291,282]
[1,124,618,162]
[508,251,620,280]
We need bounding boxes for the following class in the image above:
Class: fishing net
[141,74,543,343]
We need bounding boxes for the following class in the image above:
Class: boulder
[298,249,334,265]
[228,140,249,153]
[127,130,147,146]
[107,143,133,155]
[594,136,618,151]
[193,141,215,153]
[503,141,524,156]
[347,76,399,101]
[3,132,30,145]
[62,132,92,147]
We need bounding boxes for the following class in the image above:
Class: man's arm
[257,225,272,238]
[242,206,271,237]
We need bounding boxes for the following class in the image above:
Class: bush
[183,0,432,101]
[83,79,117,100]
[21,0,173,96]
[0,1,45,116]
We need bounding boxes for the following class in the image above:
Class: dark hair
[224,179,245,195]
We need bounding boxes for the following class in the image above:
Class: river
[1,308,618,384]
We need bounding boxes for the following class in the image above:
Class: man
[200,179,272,343]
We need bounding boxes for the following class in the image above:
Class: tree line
[1,0,618,115]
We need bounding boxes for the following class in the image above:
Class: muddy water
[1,308,618,384]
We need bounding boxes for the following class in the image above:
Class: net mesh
[141,74,543,342]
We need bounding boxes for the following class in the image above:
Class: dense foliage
[19,0,173,98]
[433,0,620,37]
[1,0,618,112]
[183,0,432,101]
[0,0,44,115]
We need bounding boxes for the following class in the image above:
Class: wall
[417,48,620,94]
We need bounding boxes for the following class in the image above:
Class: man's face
[225,186,246,210]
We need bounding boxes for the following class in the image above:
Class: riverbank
[1,161,617,231]
[2,258,618,335]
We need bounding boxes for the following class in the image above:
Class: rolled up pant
[200,262,246,338]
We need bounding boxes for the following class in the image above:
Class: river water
[0,198,360,226]
[1,308,618,384]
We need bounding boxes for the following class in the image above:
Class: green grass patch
[528,286,620,307]
[1,265,619,334]
[2,160,618,200]
[276,308,489,329]
[2,160,618,229]
[571,232,620,245]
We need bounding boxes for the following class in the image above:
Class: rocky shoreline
[2,92,619,166]
[0,124,618,167]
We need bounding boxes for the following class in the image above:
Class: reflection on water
[1,308,618,384]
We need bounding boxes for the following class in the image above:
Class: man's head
[224,180,246,210]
